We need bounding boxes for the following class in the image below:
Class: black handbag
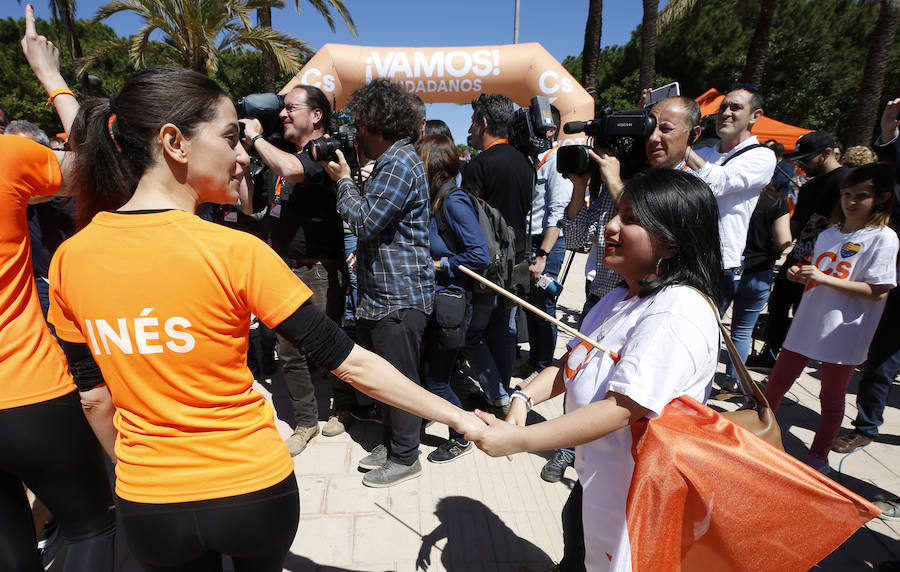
[431,288,470,351]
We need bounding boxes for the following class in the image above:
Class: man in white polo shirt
[684,85,776,314]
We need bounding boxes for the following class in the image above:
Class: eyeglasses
[283,103,313,114]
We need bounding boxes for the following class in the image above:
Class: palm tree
[581,0,602,96]
[79,0,310,77]
[257,0,355,92]
[741,0,777,84]
[639,0,659,91]
[847,0,900,146]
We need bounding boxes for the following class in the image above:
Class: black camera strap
[721,143,767,166]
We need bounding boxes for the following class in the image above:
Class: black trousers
[117,475,299,572]
[0,391,115,572]
[558,481,586,572]
[764,263,804,352]
[276,262,356,427]
[356,308,427,465]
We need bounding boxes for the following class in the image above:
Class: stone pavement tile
[292,515,353,564]
[353,512,422,564]
[324,473,389,514]
[294,442,352,476]
[297,475,327,514]
[815,525,900,570]
[387,479,423,513]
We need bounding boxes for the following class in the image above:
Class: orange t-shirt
[0,135,75,409]
[49,210,312,503]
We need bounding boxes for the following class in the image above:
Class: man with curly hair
[325,79,434,487]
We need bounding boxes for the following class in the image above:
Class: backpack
[434,186,517,294]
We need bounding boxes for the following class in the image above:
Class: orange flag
[625,396,880,571]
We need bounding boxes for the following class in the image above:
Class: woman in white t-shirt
[466,169,722,571]
[763,162,898,474]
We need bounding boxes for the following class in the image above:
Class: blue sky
[4,1,656,144]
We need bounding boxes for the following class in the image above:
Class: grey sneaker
[875,497,900,521]
[321,412,350,437]
[358,444,388,471]
[427,439,473,464]
[285,425,319,457]
[362,458,423,488]
[540,449,574,483]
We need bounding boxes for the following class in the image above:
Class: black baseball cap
[788,131,835,162]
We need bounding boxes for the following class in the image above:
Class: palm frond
[657,0,700,31]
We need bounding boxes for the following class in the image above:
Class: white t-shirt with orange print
[49,209,312,503]
[783,224,898,365]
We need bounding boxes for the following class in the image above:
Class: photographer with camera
[323,79,434,488]
[240,85,357,454]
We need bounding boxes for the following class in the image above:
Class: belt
[284,257,345,268]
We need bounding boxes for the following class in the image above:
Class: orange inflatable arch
[282,43,595,144]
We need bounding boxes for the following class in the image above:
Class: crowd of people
[3,5,900,571]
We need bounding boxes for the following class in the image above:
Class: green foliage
[1,16,131,136]
[572,0,899,143]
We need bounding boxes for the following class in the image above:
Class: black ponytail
[68,67,228,227]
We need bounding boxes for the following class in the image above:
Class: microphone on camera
[563,121,586,134]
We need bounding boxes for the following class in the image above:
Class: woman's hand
[21,5,63,90]
[465,409,526,457]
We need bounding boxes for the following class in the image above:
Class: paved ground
[46,251,899,571]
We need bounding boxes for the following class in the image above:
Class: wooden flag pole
[457,265,619,362]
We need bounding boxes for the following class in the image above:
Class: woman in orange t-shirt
[0,8,115,571]
[50,67,482,572]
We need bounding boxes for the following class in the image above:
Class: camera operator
[240,85,357,454]
[323,79,434,488]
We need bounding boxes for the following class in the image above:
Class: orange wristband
[47,88,75,105]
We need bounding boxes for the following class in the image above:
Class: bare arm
[504,357,568,427]
[79,385,117,462]
[470,391,649,457]
[332,345,485,436]
[880,97,900,144]
[788,265,892,301]
[770,212,792,252]
[21,5,78,134]
[240,119,307,182]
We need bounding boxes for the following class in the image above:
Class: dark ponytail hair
[68,67,228,227]
[625,169,723,305]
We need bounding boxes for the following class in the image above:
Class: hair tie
[107,113,121,151]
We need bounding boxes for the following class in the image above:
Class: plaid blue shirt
[337,139,433,321]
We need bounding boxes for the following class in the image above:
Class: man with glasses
[240,85,357,454]
[684,84,776,315]
[749,131,849,370]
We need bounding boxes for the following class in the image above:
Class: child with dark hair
[763,162,899,475]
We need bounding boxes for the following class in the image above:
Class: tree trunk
[258,7,276,93]
[55,0,91,96]
[581,0,603,96]
[847,0,900,146]
[639,0,659,91]
[741,0,777,84]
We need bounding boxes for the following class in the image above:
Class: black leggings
[0,391,115,572]
[117,475,300,572]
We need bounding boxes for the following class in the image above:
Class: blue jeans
[720,266,743,316]
[461,293,513,405]
[526,237,566,371]
[852,287,900,438]
[725,268,774,380]
[423,344,466,443]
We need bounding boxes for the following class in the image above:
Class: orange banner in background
[282,43,595,144]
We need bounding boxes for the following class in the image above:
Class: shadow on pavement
[415,496,553,571]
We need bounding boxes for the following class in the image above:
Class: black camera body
[509,95,555,159]
[557,107,658,177]
[235,93,285,141]
[304,124,359,170]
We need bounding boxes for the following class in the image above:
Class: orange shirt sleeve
[237,236,313,329]
[0,134,61,198]
[47,244,85,344]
